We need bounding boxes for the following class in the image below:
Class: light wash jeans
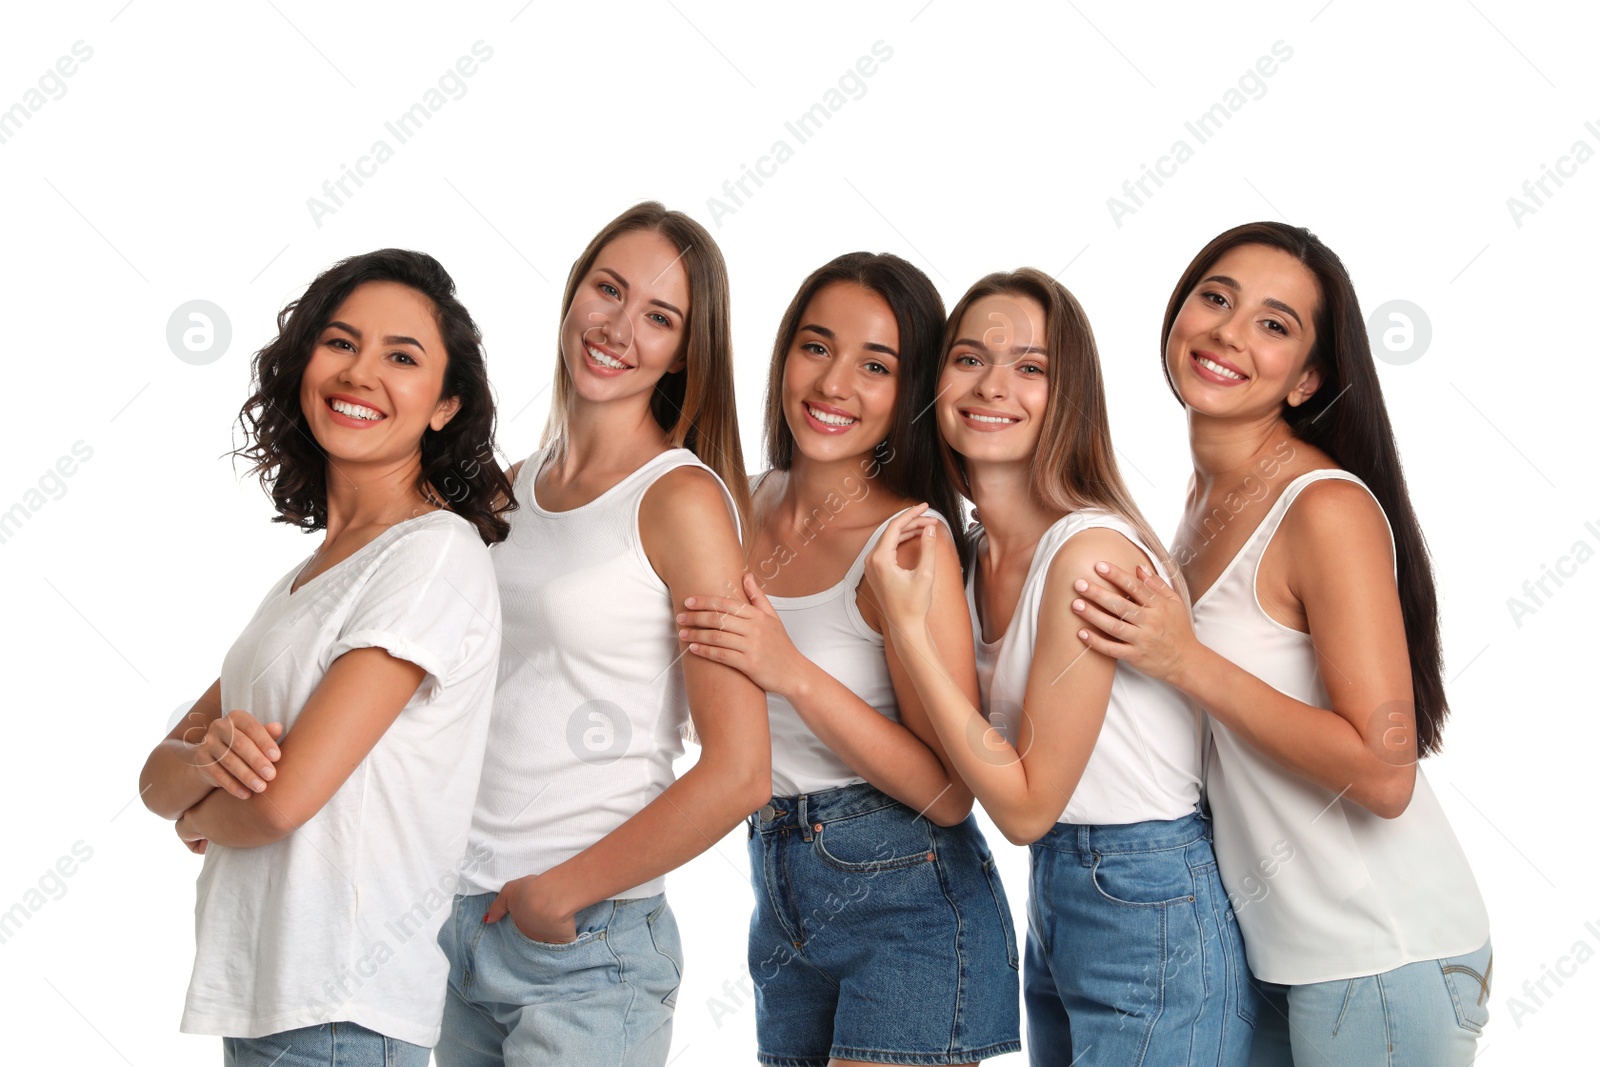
[222,1021,429,1066]
[435,890,683,1067]
[1247,940,1492,1066]
[1025,810,1260,1066]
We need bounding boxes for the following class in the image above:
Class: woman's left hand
[679,573,807,697]
[1070,562,1200,686]
[486,873,579,944]
[175,812,208,855]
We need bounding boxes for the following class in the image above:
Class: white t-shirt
[972,510,1203,826]
[180,510,500,1046]
[459,447,739,900]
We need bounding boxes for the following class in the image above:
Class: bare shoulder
[640,464,738,546]
[1281,476,1392,558]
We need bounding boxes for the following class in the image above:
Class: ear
[1285,362,1323,408]
[431,393,463,431]
[666,351,688,376]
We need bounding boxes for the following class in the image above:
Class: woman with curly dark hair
[139,249,513,1066]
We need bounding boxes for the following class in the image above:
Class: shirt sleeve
[323,515,501,695]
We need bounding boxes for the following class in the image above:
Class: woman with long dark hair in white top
[676,252,1021,1067]
[1070,222,1491,1065]
[434,202,770,1067]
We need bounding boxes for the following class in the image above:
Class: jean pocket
[1089,848,1196,908]
[979,855,1020,970]
[812,813,935,874]
[645,899,684,1007]
[1439,941,1493,1034]
[508,900,615,951]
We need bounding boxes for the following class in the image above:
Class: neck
[967,457,1062,567]
[322,451,430,540]
[557,392,670,475]
[1186,407,1300,497]
[774,449,877,531]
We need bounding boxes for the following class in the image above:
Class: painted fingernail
[1073,599,1086,610]
[1078,630,1090,640]
[1096,562,1110,574]
[1074,579,1088,592]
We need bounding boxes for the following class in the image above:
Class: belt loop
[1078,824,1093,867]
[799,794,812,842]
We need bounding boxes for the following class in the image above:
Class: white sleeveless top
[973,509,1203,826]
[764,507,943,797]
[458,446,739,900]
[1196,469,1489,984]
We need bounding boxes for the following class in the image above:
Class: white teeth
[586,344,628,370]
[330,399,383,420]
[1197,356,1246,380]
[806,403,857,427]
[966,412,1018,424]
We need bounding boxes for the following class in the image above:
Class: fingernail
[268,749,280,760]
[261,766,274,779]
[675,613,685,623]
[1078,629,1090,640]
[1096,562,1110,574]
[1073,579,1088,592]
[252,780,266,792]
[1073,599,1085,610]
[684,597,696,608]
[678,629,689,639]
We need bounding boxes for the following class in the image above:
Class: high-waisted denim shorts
[747,781,1022,1067]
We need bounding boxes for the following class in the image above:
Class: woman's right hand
[180,710,283,800]
[864,504,940,639]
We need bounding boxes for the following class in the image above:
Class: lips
[800,400,859,434]
[326,396,385,422]
[1189,350,1248,384]
[584,342,632,371]
[958,407,1021,431]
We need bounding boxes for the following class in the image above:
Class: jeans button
[759,803,776,822]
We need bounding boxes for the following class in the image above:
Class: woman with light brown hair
[868,269,1258,1066]
[434,202,770,1067]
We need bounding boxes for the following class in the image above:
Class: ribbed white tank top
[458,446,738,900]
[972,509,1204,826]
[763,507,938,797]
[1196,469,1489,984]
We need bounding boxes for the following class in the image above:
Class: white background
[1,1,1595,1063]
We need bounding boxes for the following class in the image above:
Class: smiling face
[559,228,691,406]
[936,291,1051,467]
[1165,243,1324,418]
[298,280,459,467]
[781,282,901,465]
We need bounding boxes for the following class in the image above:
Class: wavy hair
[1160,221,1449,754]
[763,252,970,575]
[540,202,751,533]
[233,248,514,544]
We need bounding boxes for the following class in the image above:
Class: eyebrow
[951,337,1048,357]
[324,321,427,352]
[1199,274,1304,328]
[598,266,684,320]
[798,323,899,358]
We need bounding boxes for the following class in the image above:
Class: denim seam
[812,824,936,874]
[1088,850,1198,909]
[927,827,965,1054]
[1331,978,1356,1037]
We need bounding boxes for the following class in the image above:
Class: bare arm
[869,516,1142,844]
[489,467,771,940]
[140,679,284,820]
[175,648,427,847]
[1074,480,1417,817]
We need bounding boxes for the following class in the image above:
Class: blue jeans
[434,890,683,1067]
[748,782,1021,1066]
[222,1021,429,1066]
[1246,940,1492,1065]
[1026,811,1259,1066]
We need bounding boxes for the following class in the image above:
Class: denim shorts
[747,781,1022,1067]
[434,891,682,1067]
[222,1021,429,1066]
[1026,810,1260,1066]
[1246,939,1493,1066]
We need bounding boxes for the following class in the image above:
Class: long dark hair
[938,269,1179,595]
[234,248,514,545]
[541,201,751,534]
[763,252,970,575]
[1161,221,1448,755]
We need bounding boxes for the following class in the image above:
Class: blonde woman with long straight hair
[867,270,1259,1066]
[435,202,770,1067]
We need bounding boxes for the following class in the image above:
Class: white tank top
[458,446,738,900]
[973,509,1203,826]
[764,507,938,797]
[1196,469,1489,984]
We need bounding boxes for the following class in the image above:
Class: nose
[816,353,852,399]
[1210,309,1245,350]
[974,359,1007,399]
[340,344,380,388]
[584,303,633,353]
